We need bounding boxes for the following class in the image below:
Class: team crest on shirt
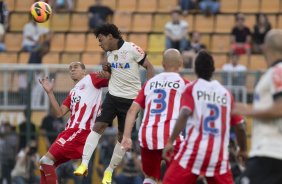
[114,54,118,61]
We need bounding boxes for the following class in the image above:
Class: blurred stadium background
[0,0,281,183]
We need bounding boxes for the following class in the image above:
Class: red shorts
[48,128,90,167]
[163,161,234,184]
[140,142,180,180]
[231,43,251,55]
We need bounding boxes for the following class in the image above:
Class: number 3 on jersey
[203,104,220,135]
[151,89,167,114]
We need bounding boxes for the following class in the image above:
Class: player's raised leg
[73,122,107,176]
[102,131,126,183]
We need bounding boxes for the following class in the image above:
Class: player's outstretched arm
[39,76,69,117]
[163,108,191,161]
[142,58,155,79]
[121,102,141,151]
[234,123,248,166]
[233,99,282,119]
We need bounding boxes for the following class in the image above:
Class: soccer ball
[30,1,52,23]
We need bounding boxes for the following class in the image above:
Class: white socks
[81,131,101,166]
[143,178,157,184]
[105,141,126,173]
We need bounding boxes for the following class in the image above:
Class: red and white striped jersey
[62,73,108,130]
[174,79,243,177]
[134,72,189,150]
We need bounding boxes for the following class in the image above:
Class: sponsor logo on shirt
[149,80,180,90]
[71,95,81,104]
[111,62,130,69]
[197,90,227,105]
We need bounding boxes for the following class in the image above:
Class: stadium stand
[113,11,132,32]
[131,13,153,33]
[81,52,102,65]
[3,0,282,69]
[75,0,95,12]
[136,0,158,13]
[128,33,148,51]
[0,52,18,64]
[239,0,260,13]
[50,33,65,52]
[220,0,239,13]
[102,0,117,9]
[116,0,137,12]
[5,33,23,52]
[14,0,34,12]
[64,33,86,52]
[214,14,235,33]
[194,14,214,33]
[42,52,60,64]
[18,52,30,64]
[260,0,280,13]
[50,13,71,32]
[70,13,89,32]
[9,13,29,32]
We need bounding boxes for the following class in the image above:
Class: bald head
[162,49,183,71]
[264,29,282,65]
[265,29,282,52]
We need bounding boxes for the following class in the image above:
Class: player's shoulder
[125,41,144,52]
[183,80,198,92]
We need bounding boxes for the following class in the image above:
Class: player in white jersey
[162,51,247,184]
[38,62,108,184]
[233,29,282,184]
[121,49,189,184]
[74,24,154,183]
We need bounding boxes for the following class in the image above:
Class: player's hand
[232,103,251,116]
[97,71,111,79]
[162,142,174,162]
[121,136,132,151]
[236,150,248,167]
[102,62,111,72]
[39,76,54,94]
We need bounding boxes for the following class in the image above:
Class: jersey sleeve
[90,73,109,89]
[230,114,244,126]
[180,84,194,112]
[134,83,146,109]
[271,66,282,100]
[131,43,146,65]
[62,93,71,108]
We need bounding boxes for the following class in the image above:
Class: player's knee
[39,155,54,166]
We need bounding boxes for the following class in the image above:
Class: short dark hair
[194,50,215,81]
[79,62,86,70]
[94,24,122,40]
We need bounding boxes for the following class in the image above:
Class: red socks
[40,164,58,184]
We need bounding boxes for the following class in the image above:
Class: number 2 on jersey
[151,89,167,114]
[203,104,220,135]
